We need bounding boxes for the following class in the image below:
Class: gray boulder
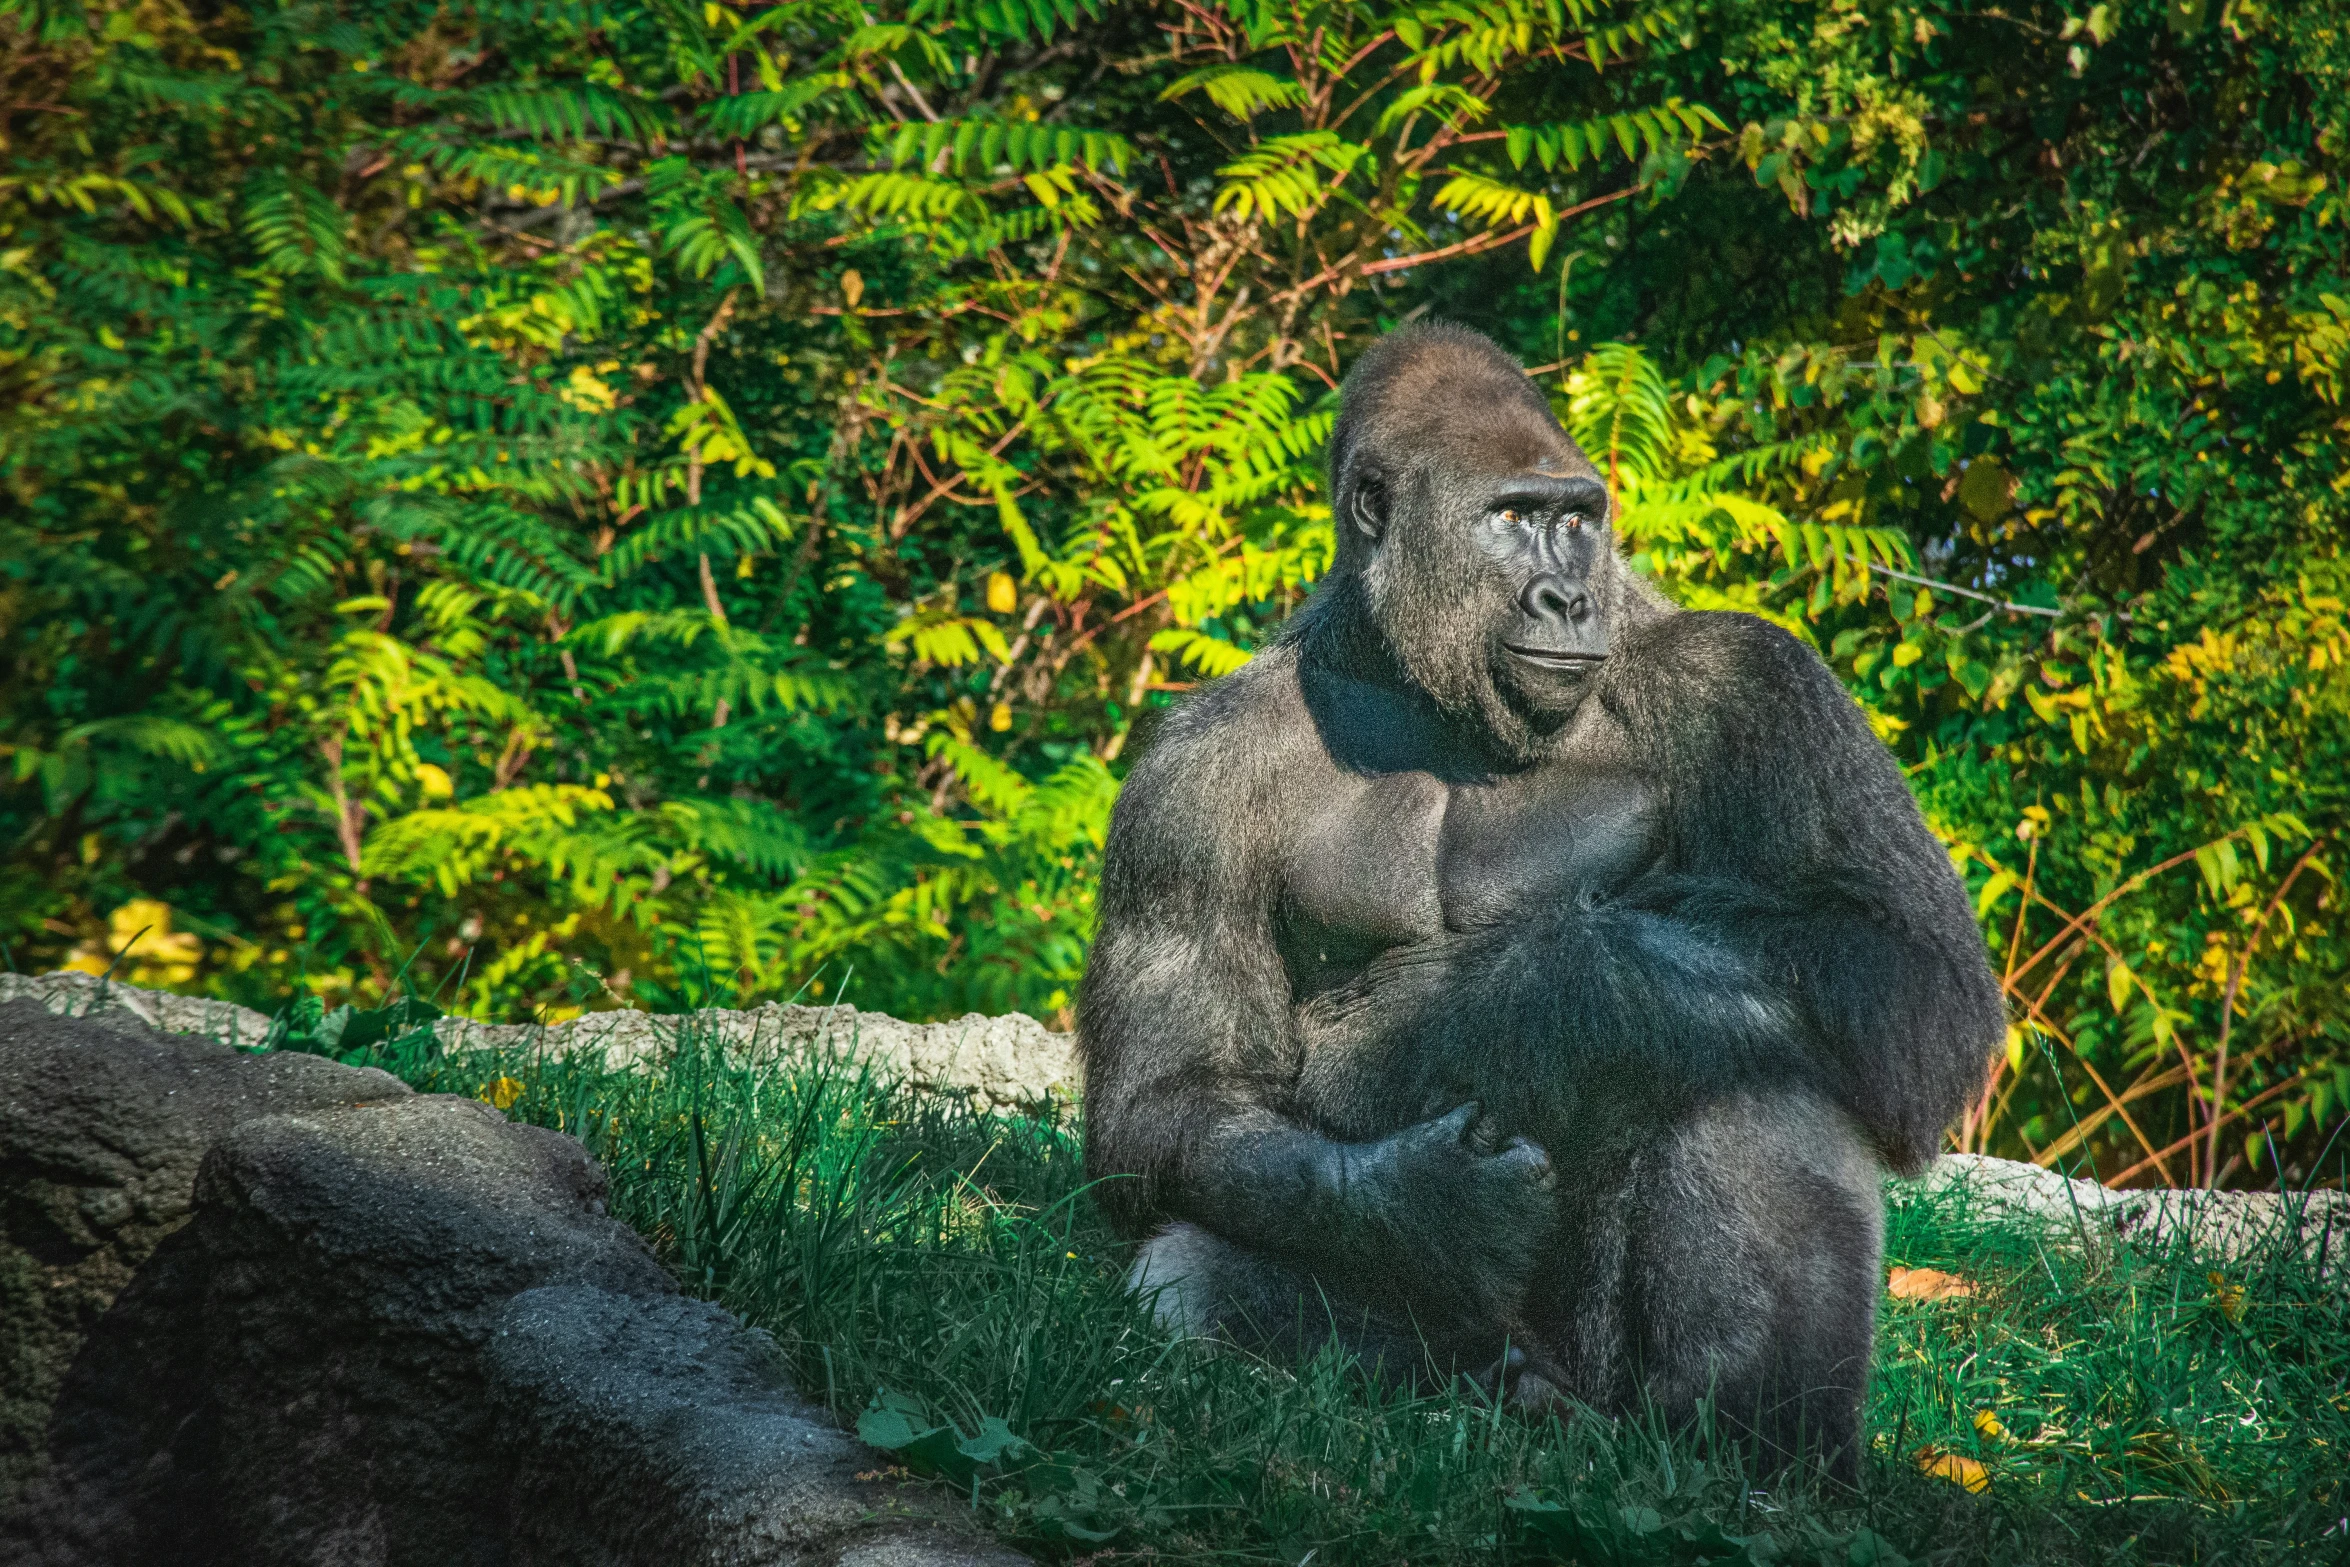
[0,999,409,1509]
[488,1286,1003,1566]
[0,1002,1023,1566]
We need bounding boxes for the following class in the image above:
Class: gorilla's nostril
[1520,575,1586,623]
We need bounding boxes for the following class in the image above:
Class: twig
[2026,1062,2191,1168]
[2005,845,2205,991]
[2109,1076,2304,1188]
[2206,842,2325,1188]
[1871,562,2062,617]
[2001,979,2176,1181]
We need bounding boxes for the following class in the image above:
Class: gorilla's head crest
[1313,323,1635,764]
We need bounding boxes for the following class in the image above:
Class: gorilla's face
[1328,328,1617,763]
[1466,468,1615,719]
[1353,459,1614,753]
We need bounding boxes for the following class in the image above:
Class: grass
[379,1011,2348,1565]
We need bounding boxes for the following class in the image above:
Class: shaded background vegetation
[4,0,2347,1188]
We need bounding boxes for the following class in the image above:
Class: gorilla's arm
[1644,613,2004,1169]
[1447,612,2002,1172]
[1079,685,1552,1323]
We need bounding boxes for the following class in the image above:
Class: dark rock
[0,999,408,1510]
[489,1287,1028,1567]
[159,1095,677,1565]
[0,1002,1025,1566]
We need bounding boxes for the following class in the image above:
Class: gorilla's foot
[1464,1343,1576,1415]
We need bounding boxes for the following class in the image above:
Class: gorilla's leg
[1626,1092,1883,1481]
[1521,1092,1881,1479]
[1130,1223,1481,1389]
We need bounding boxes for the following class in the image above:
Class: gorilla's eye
[1563,512,1586,532]
[1498,508,1525,525]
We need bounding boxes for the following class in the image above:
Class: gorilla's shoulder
[1610,609,1873,754]
[1160,643,1325,742]
[1619,609,1844,701]
[1117,644,1313,806]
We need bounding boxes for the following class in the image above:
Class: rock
[489,1287,1027,1567]
[0,1000,1026,1566]
[0,973,1078,1119]
[0,971,273,1047]
[1909,1153,2348,1282]
[1912,1153,2123,1228]
[0,1000,409,1509]
[439,1001,1079,1118]
[2105,1183,2350,1277]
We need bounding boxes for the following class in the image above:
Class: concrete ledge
[1911,1152,2347,1281]
[0,972,1076,1118]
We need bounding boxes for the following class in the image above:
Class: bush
[6,0,2347,1183]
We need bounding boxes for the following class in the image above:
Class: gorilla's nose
[1520,574,1592,626]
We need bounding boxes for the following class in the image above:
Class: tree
[5,0,2345,1185]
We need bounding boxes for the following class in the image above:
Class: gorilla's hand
[1344,1103,1556,1323]
[1184,1102,1556,1330]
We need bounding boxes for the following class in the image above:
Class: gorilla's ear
[1349,467,1390,542]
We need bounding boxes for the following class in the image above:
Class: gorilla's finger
[1438,1101,1486,1146]
[1508,1359,1572,1415]
[1469,1344,1528,1401]
[1499,1135,1553,1181]
[1463,1102,1516,1154]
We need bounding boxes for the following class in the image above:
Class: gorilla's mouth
[1504,645,1607,670]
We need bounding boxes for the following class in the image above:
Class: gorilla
[1076,323,2004,1477]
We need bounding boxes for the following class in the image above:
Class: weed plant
[395,1015,2349,1565]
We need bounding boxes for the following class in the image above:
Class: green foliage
[4,0,2347,1185]
[397,1025,2350,1563]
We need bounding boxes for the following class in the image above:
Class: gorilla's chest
[1277,760,1659,980]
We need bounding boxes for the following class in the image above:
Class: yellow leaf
[480,1076,526,1111]
[989,701,1014,732]
[1973,1409,2008,1442]
[2207,1271,2246,1322]
[2005,1022,2028,1072]
[1917,1448,1990,1492]
[1973,870,2016,919]
[987,571,1018,614]
[416,763,454,799]
[1891,641,1924,668]
[841,268,865,308]
[1887,1265,1975,1302]
[2107,958,2134,1012]
[561,365,617,412]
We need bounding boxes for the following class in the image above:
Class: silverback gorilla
[1076,323,2004,1477]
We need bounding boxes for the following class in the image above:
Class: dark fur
[1078,323,2004,1476]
